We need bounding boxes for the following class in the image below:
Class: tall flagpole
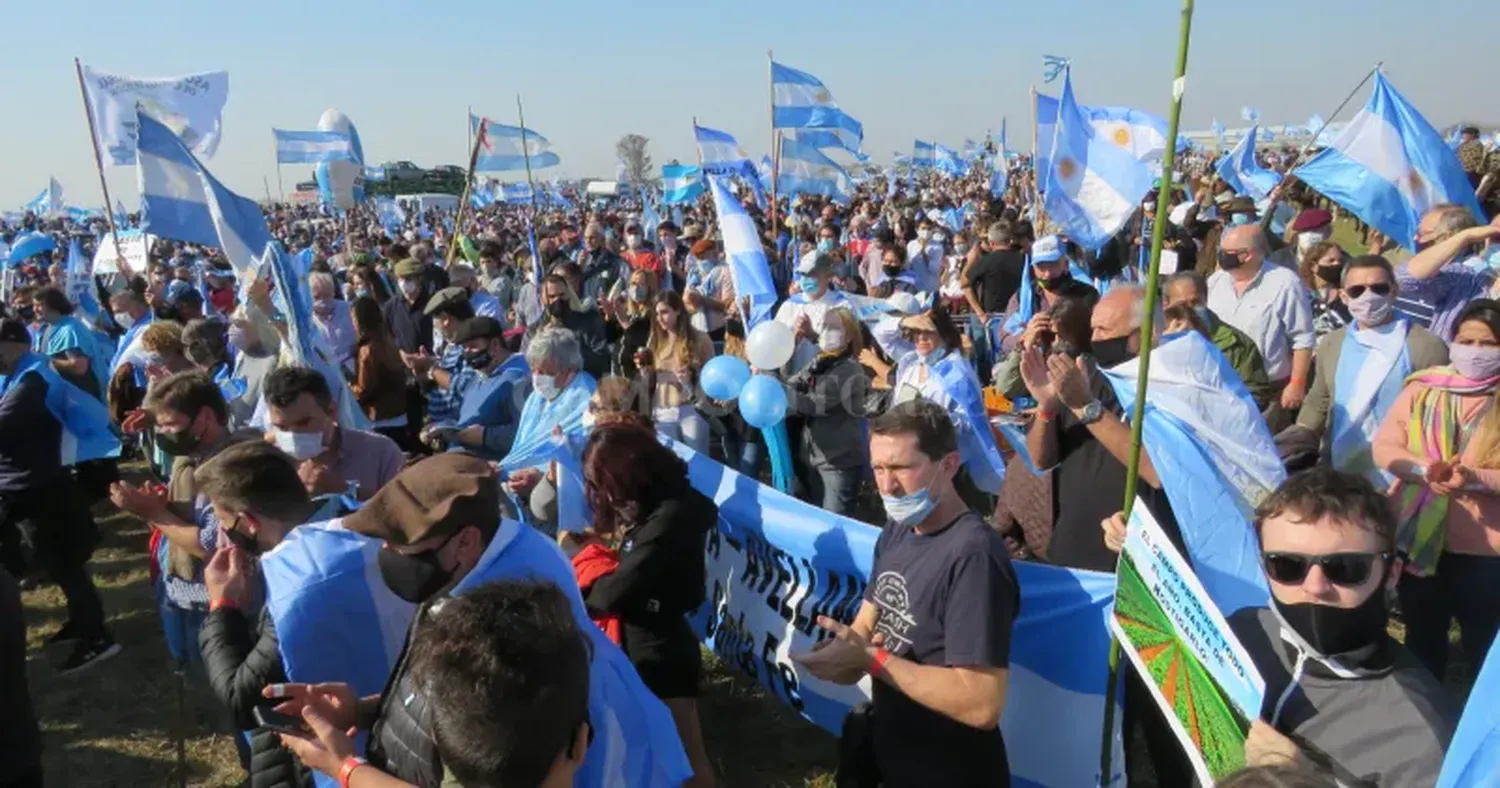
[272,130,285,201]
[516,95,540,221]
[446,111,486,267]
[73,58,128,272]
[1099,1,1196,783]
[1029,86,1043,232]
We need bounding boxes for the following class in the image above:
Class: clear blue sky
[5,0,1495,208]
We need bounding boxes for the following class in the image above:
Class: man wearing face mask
[792,400,1018,787]
[107,287,155,387]
[195,440,356,788]
[308,273,357,374]
[578,222,627,307]
[1394,204,1500,341]
[683,239,734,342]
[1290,257,1448,484]
[420,317,530,460]
[905,217,947,295]
[998,236,1099,354]
[655,221,690,288]
[620,222,663,279]
[1164,271,1274,409]
[1268,209,1334,270]
[263,367,403,501]
[775,253,852,374]
[1226,469,1456,785]
[381,258,435,355]
[535,273,610,380]
[1208,224,1316,432]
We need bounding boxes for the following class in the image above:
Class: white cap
[886,292,922,315]
[1031,234,1064,263]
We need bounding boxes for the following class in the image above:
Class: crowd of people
[0,128,1498,788]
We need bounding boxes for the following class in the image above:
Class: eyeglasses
[1344,283,1392,298]
[1262,551,1390,587]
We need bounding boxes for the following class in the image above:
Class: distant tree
[616,134,656,187]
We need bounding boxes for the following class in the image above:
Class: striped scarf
[1396,366,1498,576]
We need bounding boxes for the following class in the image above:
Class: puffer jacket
[199,604,310,788]
[366,611,442,788]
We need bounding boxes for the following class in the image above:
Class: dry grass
[21,468,836,788]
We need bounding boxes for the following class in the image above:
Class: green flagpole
[1099,0,1196,782]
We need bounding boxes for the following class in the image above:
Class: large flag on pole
[80,65,230,166]
[662,165,705,204]
[1216,126,1283,202]
[272,129,357,164]
[1041,68,1154,250]
[770,61,864,150]
[1438,635,1500,787]
[23,178,65,217]
[135,113,271,279]
[707,176,776,329]
[777,137,855,203]
[469,114,561,171]
[1292,70,1485,251]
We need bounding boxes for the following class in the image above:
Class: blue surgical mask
[1229,213,1252,226]
[882,487,936,527]
[1193,305,1212,326]
[798,276,821,296]
[817,238,836,253]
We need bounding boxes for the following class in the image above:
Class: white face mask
[114,311,136,330]
[625,234,641,249]
[1297,230,1329,254]
[532,373,560,400]
[400,279,422,298]
[819,327,847,354]
[272,428,325,461]
[917,229,931,243]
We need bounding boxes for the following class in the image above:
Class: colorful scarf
[1396,366,1499,576]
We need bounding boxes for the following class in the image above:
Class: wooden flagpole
[446,112,486,267]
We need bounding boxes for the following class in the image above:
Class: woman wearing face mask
[1298,241,1351,339]
[1373,299,1500,682]
[641,291,714,454]
[581,422,718,788]
[346,263,391,305]
[786,309,869,517]
[602,269,657,378]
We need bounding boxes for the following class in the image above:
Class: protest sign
[1111,499,1265,783]
[92,229,151,276]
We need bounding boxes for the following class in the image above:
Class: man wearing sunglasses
[1234,468,1456,785]
[1289,256,1449,486]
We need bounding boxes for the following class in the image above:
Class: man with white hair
[577,221,626,306]
[1394,203,1500,341]
[1207,224,1315,431]
[308,272,356,373]
[503,326,597,529]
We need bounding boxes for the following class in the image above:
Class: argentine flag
[500,182,535,204]
[24,178,64,217]
[1293,71,1486,251]
[933,144,966,176]
[135,113,272,279]
[1216,125,1283,202]
[662,164,705,204]
[363,165,386,182]
[795,128,867,160]
[778,137,855,203]
[1041,68,1154,251]
[1241,106,1261,123]
[1038,96,1179,180]
[770,61,863,150]
[470,114,561,172]
[695,123,766,198]
[912,140,936,168]
[707,176,776,329]
[273,130,356,164]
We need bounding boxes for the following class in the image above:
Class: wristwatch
[1073,400,1104,426]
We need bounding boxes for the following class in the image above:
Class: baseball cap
[344,453,501,546]
[1030,235,1064,264]
[451,316,504,344]
[164,280,204,307]
[796,251,836,276]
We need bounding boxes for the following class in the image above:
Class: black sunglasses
[1345,283,1392,298]
[1263,551,1391,587]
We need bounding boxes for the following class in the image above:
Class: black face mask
[547,300,569,319]
[1315,265,1343,287]
[1217,250,1245,271]
[882,265,903,277]
[1091,335,1137,368]
[1037,271,1071,291]
[378,535,459,604]
[224,516,261,556]
[155,423,203,457]
[14,305,33,322]
[1274,584,1390,656]
[463,348,492,370]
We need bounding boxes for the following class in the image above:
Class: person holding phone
[642,291,714,453]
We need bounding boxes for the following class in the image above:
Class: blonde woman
[603,268,658,377]
[786,308,868,516]
[641,290,714,453]
[1373,299,1500,682]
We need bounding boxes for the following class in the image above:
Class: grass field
[20,481,837,788]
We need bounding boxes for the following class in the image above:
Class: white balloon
[745,320,795,371]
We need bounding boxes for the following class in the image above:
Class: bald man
[1206,224,1314,431]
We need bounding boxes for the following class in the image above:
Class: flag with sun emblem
[777,136,854,203]
[1040,68,1153,250]
[771,61,864,151]
[1293,70,1485,251]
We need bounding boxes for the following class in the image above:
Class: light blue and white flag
[1216,126,1283,202]
[1306,114,1326,137]
[933,144,966,176]
[662,164,705,204]
[469,180,496,209]
[81,65,229,166]
[136,113,272,278]
[64,238,101,324]
[24,178,64,217]
[1293,71,1485,251]
[708,176,777,329]
[470,114,561,171]
[777,137,855,203]
[113,199,130,228]
[1102,331,1277,616]
[1041,69,1154,251]
[770,61,864,149]
[1212,118,1227,147]
[695,123,766,200]
[1,352,120,466]
[1446,125,1465,151]
[1439,634,1500,788]
[912,140,936,168]
[500,182,535,204]
[794,128,867,160]
[362,165,386,182]
[675,440,1123,788]
[1037,97,1178,177]
[988,154,1009,198]
[1241,106,1261,123]
[273,129,356,164]
[263,241,371,431]
[641,199,663,240]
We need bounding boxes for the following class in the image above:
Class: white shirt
[1207,262,1315,381]
[904,239,946,294]
[774,289,850,373]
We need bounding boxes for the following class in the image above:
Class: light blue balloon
[738,374,788,429]
[700,355,752,401]
[7,231,56,267]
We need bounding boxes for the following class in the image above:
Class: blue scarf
[928,352,1006,494]
[0,351,120,465]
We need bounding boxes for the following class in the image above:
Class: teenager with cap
[270,453,692,788]
[420,316,530,459]
[775,252,853,375]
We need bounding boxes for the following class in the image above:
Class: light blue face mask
[1229,213,1253,226]
[1193,305,1212,326]
[882,487,936,527]
[798,276,821,296]
[817,238,836,253]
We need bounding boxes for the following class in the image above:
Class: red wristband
[209,598,239,614]
[339,756,369,788]
[869,648,892,679]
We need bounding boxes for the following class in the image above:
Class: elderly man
[1207,224,1315,431]
[1164,271,1273,408]
[308,272,356,373]
[382,258,435,354]
[504,327,597,528]
[775,253,853,374]
[1393,204,1500,341]
[577,221,627,306]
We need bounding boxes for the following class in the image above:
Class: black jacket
[367,611,442,788]
[0,568,41,783]
[549,307,611,380]
[586,487,717,625]
[199,605,310,788]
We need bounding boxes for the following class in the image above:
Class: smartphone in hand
[253,705,311,736]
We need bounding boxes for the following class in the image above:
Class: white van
[394,193,460,213]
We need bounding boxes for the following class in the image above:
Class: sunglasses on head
[1344,283,1391,298]
[1263,551,1390,587]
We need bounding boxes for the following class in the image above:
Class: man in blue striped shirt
[1394,204,1500,340]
